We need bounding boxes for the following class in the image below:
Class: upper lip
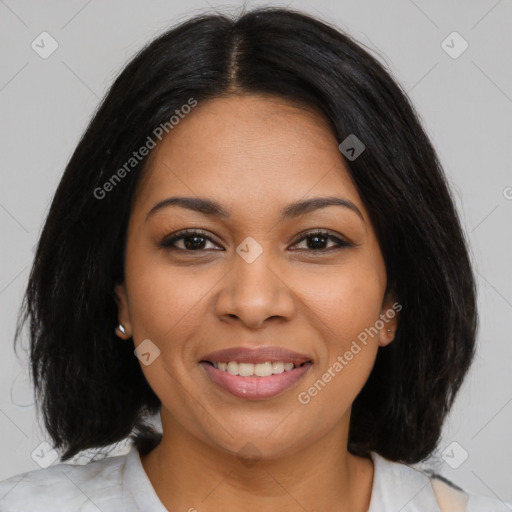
[200,346,312,365]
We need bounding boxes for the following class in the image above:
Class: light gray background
[1,0,511,503]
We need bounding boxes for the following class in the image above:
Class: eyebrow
[145,196,365,223]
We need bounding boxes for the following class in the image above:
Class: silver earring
[387,328,392,333]
[117,324,126,335]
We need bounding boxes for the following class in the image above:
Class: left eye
[290,230,352,252]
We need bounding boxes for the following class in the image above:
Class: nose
[214,245,296,330]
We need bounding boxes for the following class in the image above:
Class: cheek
[289,247,386,407]
[123,256,217,420]
[125,254,222,342]
[293,257,386,345]
[294,262,383,416]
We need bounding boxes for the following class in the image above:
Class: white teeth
[255,362,273,377]
[211,361,305,376]
[238,363,254,377]
[227,361,238,375]
[272,362,284,374]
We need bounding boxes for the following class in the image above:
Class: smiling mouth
[201,360,312,377]
[200,359,313,400]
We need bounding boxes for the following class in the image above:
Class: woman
[0,6,509,512]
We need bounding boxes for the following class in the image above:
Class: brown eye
[160,229,223,251]
[290,230,353,252]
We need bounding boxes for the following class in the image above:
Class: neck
[140,413,374,512]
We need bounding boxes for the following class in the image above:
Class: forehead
[132,95,364,220]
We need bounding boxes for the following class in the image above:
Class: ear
[378,292,401,347]
[114,282,131,339]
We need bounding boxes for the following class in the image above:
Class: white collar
[368,451,441,511]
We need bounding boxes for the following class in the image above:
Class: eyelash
[159,228,353,254]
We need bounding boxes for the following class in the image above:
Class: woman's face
[115,94,397,459]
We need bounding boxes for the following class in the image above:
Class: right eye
[159,229,224,252]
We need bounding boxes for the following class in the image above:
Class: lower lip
[200,362,312,400]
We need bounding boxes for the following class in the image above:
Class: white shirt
[0,445,510,511]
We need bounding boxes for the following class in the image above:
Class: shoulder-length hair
[15,6,477,463]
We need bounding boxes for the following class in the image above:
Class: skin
[115,94,398,512]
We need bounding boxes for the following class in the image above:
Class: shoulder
[370,451,512,512]
[0,452,128,512]
[466,492,512,512]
